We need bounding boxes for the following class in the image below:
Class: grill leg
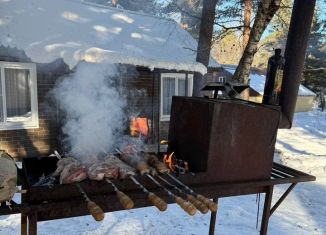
[260,186,273,235]
[21,213,27,235]
[28,213,37,235]
[209,198,219,235]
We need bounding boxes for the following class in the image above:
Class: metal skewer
[145,174,197,216]
[156,175,209,214]
[105,179,134,209]
[76,182,105,221]
[167,173,218,212]
[129,176,167,211]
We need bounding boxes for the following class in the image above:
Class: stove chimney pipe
[279,0,316,128]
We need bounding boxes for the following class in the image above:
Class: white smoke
[52,62,126,160]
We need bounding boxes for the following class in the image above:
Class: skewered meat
[118,147,151,175]
[53,157,79,176]
[60,162,87,184]
[53,157,87,184]
[87,162,119,181]
[143,153,170,174]
[105,155,136,179]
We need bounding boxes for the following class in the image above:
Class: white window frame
[218,76,226,83]
[160,73,193,121]
[0,61,39,130]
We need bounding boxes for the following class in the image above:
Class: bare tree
[193,0,219,96]
[232,0,281,85]
[243,0,253,49]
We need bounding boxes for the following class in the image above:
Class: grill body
[168,97,280,182]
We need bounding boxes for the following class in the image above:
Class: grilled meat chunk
[60,162,87,184]
[53,157,87,184]
[87,162,119,181]
[53,157,79,177]
[105,155,136,179]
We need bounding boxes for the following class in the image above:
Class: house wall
[0,59,69,159]
[119,65,161,144]
[0,59,175,158]
[248,95,315,113]
[121,66,179,144]
[295,96,316,112]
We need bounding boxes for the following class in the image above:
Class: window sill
[160,116,170,122]
[0,122,39,131]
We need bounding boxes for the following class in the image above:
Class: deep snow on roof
[0,0,219,74]
[224,66,315,96]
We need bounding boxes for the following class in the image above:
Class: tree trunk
[241,0,253,99]
[243,0,252,49]
[193,0,219,97]
[232,0,281,86]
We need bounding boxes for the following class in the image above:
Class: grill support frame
[1,162,315,235]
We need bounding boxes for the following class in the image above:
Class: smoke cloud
[52,62,126,160]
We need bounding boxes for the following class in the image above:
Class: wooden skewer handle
[116,191,134,209]
[196,194,218,212]
[175,196,197,216]
[87,201,105,221]
[148,192,167,211]
[186,194,209,214]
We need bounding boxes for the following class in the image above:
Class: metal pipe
[279,0,316,128]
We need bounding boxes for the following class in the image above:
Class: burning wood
[163,152,189,174]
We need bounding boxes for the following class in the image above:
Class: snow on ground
[1,110,325,235]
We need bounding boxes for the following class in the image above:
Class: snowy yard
[1,110,325,235]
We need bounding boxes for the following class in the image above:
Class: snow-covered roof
[0,0,213,74]
[224,66,316,96]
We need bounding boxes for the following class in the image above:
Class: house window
[0,62,38,130]
[218,76,226,83]
[160,73,193,121]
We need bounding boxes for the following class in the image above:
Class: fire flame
[163,152,189,174]
[163,152,176,172]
